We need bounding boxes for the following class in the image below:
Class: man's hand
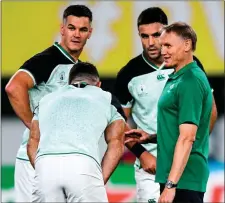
[158,188,176,203]
[139,151,156,174]
[124,129,153,144]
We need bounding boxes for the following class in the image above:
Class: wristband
[130,143,146,158]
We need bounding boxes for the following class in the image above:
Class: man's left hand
[158,188,176,203]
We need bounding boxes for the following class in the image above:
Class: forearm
[7,87,33,129]
[168,137,193,184]
[27,138,39,169]
[101,140,124,184]
[209,97,217,134]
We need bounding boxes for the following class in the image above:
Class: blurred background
[1,1,224,202]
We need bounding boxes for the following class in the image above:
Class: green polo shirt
[155,61,213,192]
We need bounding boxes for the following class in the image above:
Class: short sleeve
[32,105,39,121]
[108,94,126,124]
[177,77,204,126]
[19,54,53,85]
[114,67,133,108]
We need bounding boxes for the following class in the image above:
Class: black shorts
[160,183,205,203]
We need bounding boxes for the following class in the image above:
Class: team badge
[137,84,148,96]
[157,74,165,81]
[59,71,65,81]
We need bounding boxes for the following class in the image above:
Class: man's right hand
[139,151,156,174]
[125,129,151,144]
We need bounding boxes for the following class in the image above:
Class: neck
[174,54,193,73]
[59,42,82,61]
[143,52,164,67]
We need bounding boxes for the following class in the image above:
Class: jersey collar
[54,42,78,64]
[141,52,165,70]
[169,61,197,80]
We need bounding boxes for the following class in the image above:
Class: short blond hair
[162,22,197,51]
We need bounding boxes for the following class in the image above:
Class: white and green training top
[16,42,78,161]
[33,84,125,165]
[115,53,207,168]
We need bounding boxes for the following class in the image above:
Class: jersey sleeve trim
[16,69,36,85]
[121,102,132,109]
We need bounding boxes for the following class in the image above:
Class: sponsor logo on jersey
[157,74,165,81]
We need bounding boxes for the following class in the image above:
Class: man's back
[36,85,117,165]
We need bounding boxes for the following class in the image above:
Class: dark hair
[137,7,168,27]
[162,22,197,51]
[69,62,99,84]
[63,5,92,22]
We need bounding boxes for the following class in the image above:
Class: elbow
[5,82,17,96]
[180,136,195,145]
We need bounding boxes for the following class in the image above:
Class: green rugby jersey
[115,53,207,168]
[33,85,125,165]
[156,62,212,192]
[16,42,78,161]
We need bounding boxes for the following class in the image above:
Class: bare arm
[101,119,125,184]
[167,124,197,184]
[209,95,217,134]
[5,71,34,129]
[123,108,156,174]
[27,119,40,168]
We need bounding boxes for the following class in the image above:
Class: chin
[149,54,161,60]
[164,63,173,68]
[69,47,81,52]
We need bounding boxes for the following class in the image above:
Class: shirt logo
[157,74,165,81]
[167,84,175,93]
[170,84,175,89]
[148,198,157,203]
[59,71,65,81]
[137,84,148,96]
[58,71,67,85]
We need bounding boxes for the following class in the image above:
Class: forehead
[138,22,164,34]
[65,15,91,27]
[160,31,182,43]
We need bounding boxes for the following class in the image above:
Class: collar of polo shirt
[168,61,197,80]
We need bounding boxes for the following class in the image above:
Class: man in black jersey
[5,5,93,202]
[115,7,217,203]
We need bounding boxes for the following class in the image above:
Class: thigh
[31,173,44,203]
[135,168,160,203]
[66,173,108,202]
[64,155,108,202]
[174,188,204,203]
[35,157,66,202]
[14,159,35,202]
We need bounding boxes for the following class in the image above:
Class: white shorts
[14,158,43,202]
[135,167,160,202]
[35,154,108,202]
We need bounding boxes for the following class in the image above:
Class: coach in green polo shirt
[125,22,213,203]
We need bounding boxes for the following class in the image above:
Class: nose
[148,36,155,46]
[74,29,81,38]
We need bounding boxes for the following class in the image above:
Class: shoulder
[21,46,59,68]
[117,54,143,77]
[182,65,209,89]
[116,54,145,87]
[193,55,205,72]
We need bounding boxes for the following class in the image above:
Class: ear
[96,81,101,87]
[184,39,192,52]
[87,27,93,39]
[60,23,64,36]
